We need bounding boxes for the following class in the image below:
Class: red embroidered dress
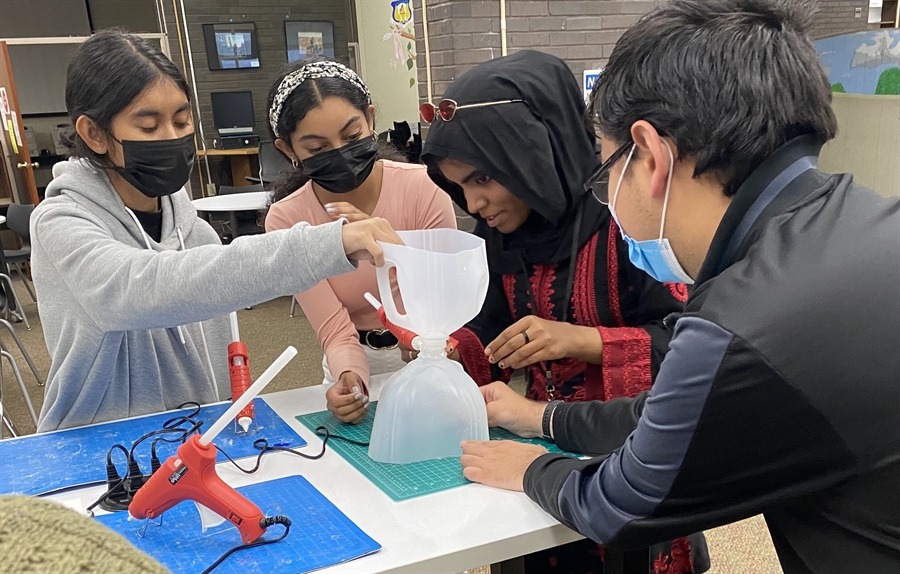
[453,220,686,403]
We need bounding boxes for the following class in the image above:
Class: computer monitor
[202,23,260,71]
[210,91,255,136]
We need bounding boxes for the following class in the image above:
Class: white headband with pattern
[269,61,371,136]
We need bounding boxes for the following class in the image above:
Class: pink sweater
[265,160,457,383]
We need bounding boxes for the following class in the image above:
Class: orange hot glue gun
[228,313,253,433]
[364,293,458,354]
[129,347,298,543]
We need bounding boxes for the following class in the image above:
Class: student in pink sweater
[264,59,456,424]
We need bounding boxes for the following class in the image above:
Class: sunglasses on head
[419,98,525,123]
[584,142,633,205]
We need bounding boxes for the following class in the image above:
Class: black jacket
[524,136,900,573]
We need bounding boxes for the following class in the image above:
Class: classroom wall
[410,0,660,103]
[809,0,871,39]
[356,0,421,127]
[818,92,900,198]
[159,0,354,147]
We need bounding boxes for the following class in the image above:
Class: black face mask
[300,137,379,194]
[112,134,196,198]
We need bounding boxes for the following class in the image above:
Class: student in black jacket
[458,1,900,573]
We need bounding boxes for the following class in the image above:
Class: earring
[291,158,299,169]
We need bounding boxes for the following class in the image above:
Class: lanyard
[521,201,582,400]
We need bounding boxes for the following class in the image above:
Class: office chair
[3,204,36,302]
[245,141,294,189]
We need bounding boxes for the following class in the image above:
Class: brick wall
[411,0,661,103]
[809,0,871,39]
[160,0,353,146]
[411,0,879,105]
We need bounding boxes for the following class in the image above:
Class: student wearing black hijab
[421,50,708,574]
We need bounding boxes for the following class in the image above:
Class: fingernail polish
[364,402,371,409]
[352,386,360,393]
[353,393,362,400]
[362,395,370,404]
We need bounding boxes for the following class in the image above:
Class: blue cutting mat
[0,399,306,496]
[297,404,575,501]
[96,474,380,574]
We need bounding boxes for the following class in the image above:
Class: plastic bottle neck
[418,337,447,360]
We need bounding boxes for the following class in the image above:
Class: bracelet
[542,399,563,441]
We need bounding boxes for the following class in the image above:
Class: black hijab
[421,50,605,273]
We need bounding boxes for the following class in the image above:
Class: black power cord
[214,426,369,474]
[86,404,205,516]
[199,516,291,574]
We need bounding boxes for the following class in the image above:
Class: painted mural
[815,30,900,95]
[383,0,417,89]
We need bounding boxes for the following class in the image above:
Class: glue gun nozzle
[238,417,252,433]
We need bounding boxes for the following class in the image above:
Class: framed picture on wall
[202,23,261,70]
[285,21,335,62]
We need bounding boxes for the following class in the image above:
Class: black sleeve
[454,270,514,384]
[552,392,648,456]
[524,316,856,549]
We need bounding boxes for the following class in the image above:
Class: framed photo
[285,21,335,62]
[202,23,261,71]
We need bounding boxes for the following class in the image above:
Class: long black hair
[60,29,191,168]
[265,57,406,209]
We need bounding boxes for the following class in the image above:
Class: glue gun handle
[198,454,266,543]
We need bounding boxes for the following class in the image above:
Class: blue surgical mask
[607,142,694,285]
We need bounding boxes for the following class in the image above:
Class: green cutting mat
[297,403,575,501]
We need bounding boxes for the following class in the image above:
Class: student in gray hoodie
[31,30,401,432]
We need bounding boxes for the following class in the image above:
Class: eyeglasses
[584,142,633,205]
[419,98,524,123]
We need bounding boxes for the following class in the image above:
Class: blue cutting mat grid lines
[0,399,306,496]
[297,404,574,501]
[95,474,380,574]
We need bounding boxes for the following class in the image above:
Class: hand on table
[341,217,403,267]
[480,381,546,438]
[485,316,603,370]
[325,371,370,424]
[326,202,370,223]
[460,440,547,492]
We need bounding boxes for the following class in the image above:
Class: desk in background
[197,147,258,187]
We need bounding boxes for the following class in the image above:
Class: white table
[44,384,582,573]
[192,191,272,212]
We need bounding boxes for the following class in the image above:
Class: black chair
[3,204,36,303]
[213,184,265,240]
[245,141,293,189]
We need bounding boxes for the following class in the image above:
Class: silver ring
[522,331,530,344]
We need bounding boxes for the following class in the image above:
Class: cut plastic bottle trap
[367,229,490,464]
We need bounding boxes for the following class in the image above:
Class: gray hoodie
[32,159,355,431]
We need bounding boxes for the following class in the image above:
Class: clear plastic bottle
[368,338,488,464]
